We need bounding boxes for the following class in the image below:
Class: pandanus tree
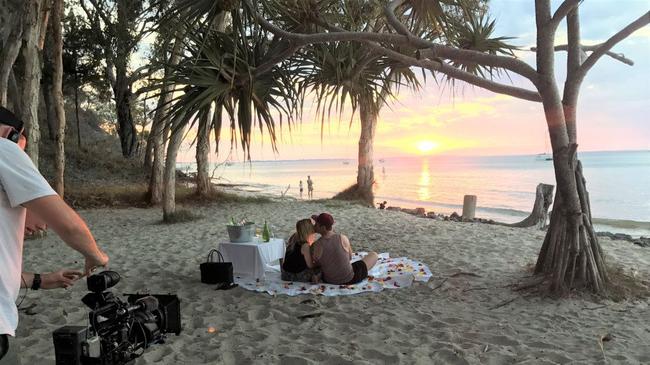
[247,0,649,294]
[154,6,303,220]
[280,0,510,202]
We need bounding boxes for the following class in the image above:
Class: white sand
[18,199,650,364]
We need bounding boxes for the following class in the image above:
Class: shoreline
[214,181,650,240]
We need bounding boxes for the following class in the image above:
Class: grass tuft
[605,264,650,302]
[332,184,374,206]
[162,209,202,224]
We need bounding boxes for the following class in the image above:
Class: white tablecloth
[218,238,285,279]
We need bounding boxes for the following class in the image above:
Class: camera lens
[87,271,121,292]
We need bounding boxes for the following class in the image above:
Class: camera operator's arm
[22,195,109,275]
[21,270,83,289]
[25,208,47,235]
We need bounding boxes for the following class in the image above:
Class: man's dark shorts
[0,335,7,361]
[345,260,369,285]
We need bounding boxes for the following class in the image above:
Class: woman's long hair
[293,218,315,245]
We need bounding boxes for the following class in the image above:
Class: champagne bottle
[230,217,236,225]
[262,220,270,242]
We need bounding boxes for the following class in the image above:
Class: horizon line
[176,148,648,164]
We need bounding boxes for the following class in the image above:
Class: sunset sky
[178,1,650,163]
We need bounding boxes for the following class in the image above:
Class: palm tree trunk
[50,0,65,196]
[356,97,377,194]
[163,124,185,221]
[195,111,211,196]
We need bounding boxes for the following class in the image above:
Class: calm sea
[178,150,650,237]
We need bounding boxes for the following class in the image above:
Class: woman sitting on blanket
[281,219,320,282]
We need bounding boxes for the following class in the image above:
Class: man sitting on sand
[311,213,378,285]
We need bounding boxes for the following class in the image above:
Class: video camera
[52,271,181,365]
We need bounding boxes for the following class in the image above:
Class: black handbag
[200,249,234,285]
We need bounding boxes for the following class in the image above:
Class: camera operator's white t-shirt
[0,138,56,336]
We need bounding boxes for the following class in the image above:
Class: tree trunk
[113,60,137,157]
[42,77,56,141]
[74,80,81,148]
[195,111,211,196]
[50,0,65,196]
[6,71,20,114]
[532,89,607,292]
[532,3,607,294]
[147,36,183,204]
[163,124,186,221]
[502,183,554,228]
[19,0,46,165]
[0,0,23,107]
[356,98,377,195]
[42,23,56,142]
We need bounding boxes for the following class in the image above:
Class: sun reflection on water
[418,159,431,201]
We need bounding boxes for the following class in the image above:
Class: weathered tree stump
[502,183,554,229]
[462,195,477,220]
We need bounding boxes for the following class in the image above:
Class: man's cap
[0,107,23,130]
[314,213,334,228]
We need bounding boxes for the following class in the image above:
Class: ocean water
[178,150,650,237]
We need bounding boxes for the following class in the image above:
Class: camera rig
[52,271,181,365]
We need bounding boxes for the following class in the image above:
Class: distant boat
[536,153,552,161]
[342,161,350,165]
[378,159,385,163]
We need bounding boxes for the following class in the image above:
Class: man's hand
[84,250,109,277]
[41,270,83,289]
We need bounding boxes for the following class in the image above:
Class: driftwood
[499,183,554,229]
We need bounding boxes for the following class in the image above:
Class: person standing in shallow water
[307,176,314,199]
[299,180,304,199]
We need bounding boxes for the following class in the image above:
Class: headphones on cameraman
[0,107,24,144]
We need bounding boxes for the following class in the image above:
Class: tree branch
[254,42,300,77]
[246,0,539,83]
[86,0,113,27]
[362,42,542,102]
[531,45,634,66]
[385,0,412,37]
[578,11,650,77]
[549,0,581,31]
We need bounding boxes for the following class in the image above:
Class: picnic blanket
[236,252,432,296]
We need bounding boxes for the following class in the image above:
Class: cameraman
[0,107,109,363]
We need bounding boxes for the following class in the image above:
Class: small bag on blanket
[200,249,234,285]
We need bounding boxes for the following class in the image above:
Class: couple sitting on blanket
[281,213,378,285]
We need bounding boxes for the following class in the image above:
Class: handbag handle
[207,249,225,263]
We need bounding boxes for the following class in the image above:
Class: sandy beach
[17,199,650,364]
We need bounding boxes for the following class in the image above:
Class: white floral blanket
[235,252,432,296]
